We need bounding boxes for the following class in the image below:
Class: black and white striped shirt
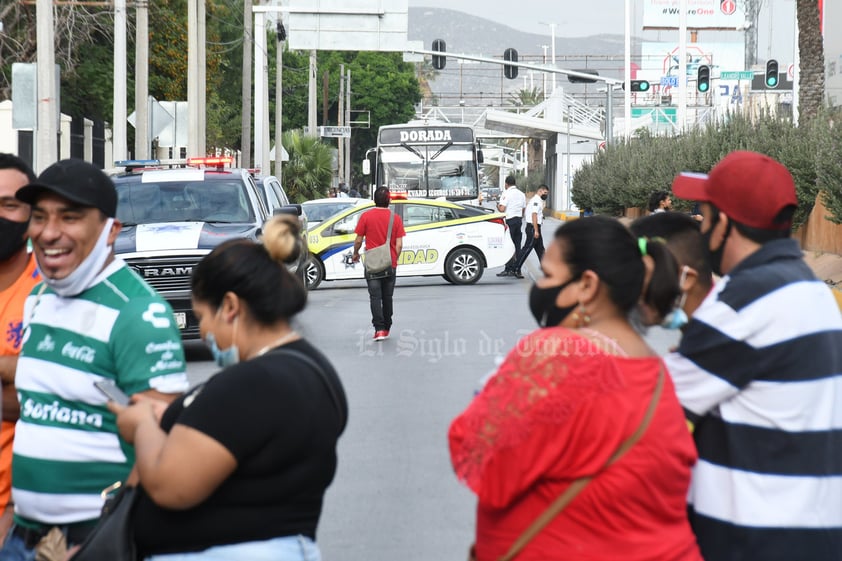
[665,238,842,561]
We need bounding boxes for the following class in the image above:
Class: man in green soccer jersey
[0,159,189,561]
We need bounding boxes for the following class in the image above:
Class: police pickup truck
[111,158,306,340]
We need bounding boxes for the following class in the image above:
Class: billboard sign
[288,0,408,51]
[642,0,746,29]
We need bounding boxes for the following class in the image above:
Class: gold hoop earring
[575,303,590,327]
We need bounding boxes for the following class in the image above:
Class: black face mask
[529,278,579,328]
[540,194,548,200]
[702,214,731,277]
[0,217,28,262]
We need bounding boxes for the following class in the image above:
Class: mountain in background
[408,7,637,107]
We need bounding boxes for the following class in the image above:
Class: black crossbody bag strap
[271,349,347,429]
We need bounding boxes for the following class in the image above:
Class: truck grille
[122,256,204,293]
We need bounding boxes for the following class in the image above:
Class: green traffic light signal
[765,59,779,89]
[696,65,711,93]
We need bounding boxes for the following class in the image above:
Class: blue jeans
[0,524,93,561]
[0,532,34,561]
[365,268,396,331]
[145,535,321,561]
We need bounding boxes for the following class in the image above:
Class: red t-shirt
[354,207,405,268]
[449,328,702,561]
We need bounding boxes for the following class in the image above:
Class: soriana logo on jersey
[642,0,745,29]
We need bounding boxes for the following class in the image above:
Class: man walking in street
[496,175,526,278]
[0,155,40,544]
[512,184,548,277]
[352,187,405,341]
[0,159,189,561]
[666,150,842,561]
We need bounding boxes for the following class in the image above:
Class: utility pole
[198,0,207,156]
[274,21,284,179]
[344,68,351,187]
[240,0,253,168]
[113,0,127,161]
[253,10,268,171]
[308,50,317,136]
[743,0,758,70]
[35,0,57,172]
[187,0,206,158]
[134,0,149,159]
[338,63,345,183]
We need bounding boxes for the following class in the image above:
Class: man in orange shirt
[0,154,39,542]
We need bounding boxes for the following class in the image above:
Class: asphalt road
[182,216,679,561]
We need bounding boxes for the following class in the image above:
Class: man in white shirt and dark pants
[513,184,548,275]
[496,175,526,278]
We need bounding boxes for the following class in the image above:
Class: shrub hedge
[571,111,842,230]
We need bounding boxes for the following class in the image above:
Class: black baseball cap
[16,159,117,218]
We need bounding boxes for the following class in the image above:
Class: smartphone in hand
[93,380,131,406]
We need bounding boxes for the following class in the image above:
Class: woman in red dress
[449,216,703,561]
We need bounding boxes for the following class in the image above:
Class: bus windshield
[373,123,481,201]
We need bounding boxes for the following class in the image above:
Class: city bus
[362,121,484,202]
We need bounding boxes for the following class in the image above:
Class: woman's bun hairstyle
[262,214,303,264]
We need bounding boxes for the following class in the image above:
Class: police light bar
[389,191,408,200]
[114,159,162,173]
[187,157,233,169]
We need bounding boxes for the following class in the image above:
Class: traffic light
[504,48,518,80]
[622,80,650,92]
[431,39,446,70]
[697,65,711,92]
[568,69,599,84]
[765,59,779,88]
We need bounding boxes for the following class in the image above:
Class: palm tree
[416,59,438,105]
[281,130,334,202]
[506,88,545,178]
[796,0,825,122]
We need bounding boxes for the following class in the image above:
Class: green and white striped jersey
[12,260,189,525]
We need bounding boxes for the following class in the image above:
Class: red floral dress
[449,327,702,561]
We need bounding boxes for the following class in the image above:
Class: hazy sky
[409,0,798,62]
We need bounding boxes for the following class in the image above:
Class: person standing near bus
[352,187,406,341]
[496,176,526,279]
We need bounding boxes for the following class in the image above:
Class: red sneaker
[374,330,388,341]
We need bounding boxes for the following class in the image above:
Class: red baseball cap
[671,150,797,230]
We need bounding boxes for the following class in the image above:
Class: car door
[320,207,368,280]
[397,203,459,276]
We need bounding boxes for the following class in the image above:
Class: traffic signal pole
[406,47,624,145]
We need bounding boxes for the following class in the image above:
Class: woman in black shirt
[112,216,347,560]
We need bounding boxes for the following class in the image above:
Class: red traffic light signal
[504,48,518,80]
[697,65,711,92]
[431,39,446,70]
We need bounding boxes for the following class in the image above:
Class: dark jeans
[504,217,523,272]
[365,268,396,331]
[514,223,544,272]
[0,522,95,561]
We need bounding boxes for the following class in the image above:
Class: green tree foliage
[281,129,334,202]
[572,113,826,229]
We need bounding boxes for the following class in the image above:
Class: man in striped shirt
[0,160,188,560]
[666,151,842,561]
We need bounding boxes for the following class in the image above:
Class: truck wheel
[445,248,483,285]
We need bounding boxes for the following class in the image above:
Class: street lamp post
[540,23,557,93]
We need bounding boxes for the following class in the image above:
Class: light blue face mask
[204,315,240,367]
[660,266,690,331]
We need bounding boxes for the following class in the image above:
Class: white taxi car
[303,198,514,289]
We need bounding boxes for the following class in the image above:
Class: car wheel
[445,247,483,285]
[304,255,324,290]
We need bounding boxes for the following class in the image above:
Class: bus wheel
[304,255,324,290]
[445,248,483,285]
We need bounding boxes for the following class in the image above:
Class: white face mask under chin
[41,218,115,297]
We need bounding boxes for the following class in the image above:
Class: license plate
[174,312,187,330]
